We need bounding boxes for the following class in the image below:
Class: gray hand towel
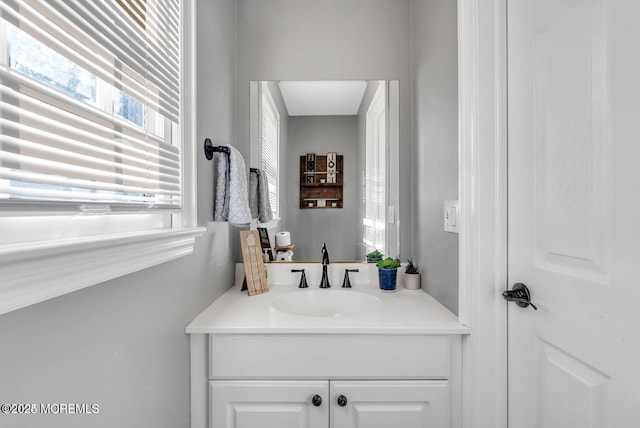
[249,169,273,223]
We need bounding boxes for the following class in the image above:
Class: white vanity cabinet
[186,272,469,428]
[188,332,462,428]
[210,379,449,428]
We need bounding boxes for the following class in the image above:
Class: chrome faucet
[319,243,331,288]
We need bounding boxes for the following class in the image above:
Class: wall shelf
[299,154,343,209]
[300,183,342,187]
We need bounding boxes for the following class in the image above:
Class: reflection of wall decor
[305,153,316,183]
[327,152,337,183]
[299,153,343,209]
[257,227,273,261]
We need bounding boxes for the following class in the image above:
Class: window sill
[0,227,206,315]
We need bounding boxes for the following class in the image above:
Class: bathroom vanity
[186,263,469,428]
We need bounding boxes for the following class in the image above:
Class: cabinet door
[210,380,328,428]
[330,380,449,428]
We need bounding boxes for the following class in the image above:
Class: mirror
[250,80,399,262]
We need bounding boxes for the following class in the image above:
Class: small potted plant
[404,258,421,290]
[375,257,401,291]
[366,249,384,263]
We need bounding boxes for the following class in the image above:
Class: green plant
[366,249,384,259]
[405,258,419,274]
[376,257,401,269]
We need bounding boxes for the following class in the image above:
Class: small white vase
[404,273,421,290]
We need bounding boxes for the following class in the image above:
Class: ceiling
[278,80,367,116]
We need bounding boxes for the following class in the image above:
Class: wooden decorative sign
[239,230,269,296]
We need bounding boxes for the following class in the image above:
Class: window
[0,1,202,314]
[0,1,179,212]
[259,82,280,220]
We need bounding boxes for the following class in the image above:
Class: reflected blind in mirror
[260,82,279,219]
[363,83,387,254]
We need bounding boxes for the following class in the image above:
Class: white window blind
[260,83,279,219]
[0,0,182,212]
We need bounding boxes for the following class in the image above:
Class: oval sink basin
[271,289,383,318]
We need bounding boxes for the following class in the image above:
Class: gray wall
[284,116,359,261]
[235,0,413,259]
[0,1,237,427]
[0,3,462,427]
[236,0,459,311]
[411,0,459,313]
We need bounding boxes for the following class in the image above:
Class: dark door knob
[312,394,322,407]
[502,282,538,310]
[337,395,348,407]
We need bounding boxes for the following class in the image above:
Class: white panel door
[210,380,328,428]
[507,0,640,427]
[330,380,449,428]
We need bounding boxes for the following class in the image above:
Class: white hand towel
[214,145,252,226]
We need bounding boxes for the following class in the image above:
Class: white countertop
[186,277,470,335]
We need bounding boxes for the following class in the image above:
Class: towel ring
[204,138,230,160]
[204,138,214,160]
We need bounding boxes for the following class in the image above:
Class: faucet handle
[291,269,308,288]
[342,269,359,288]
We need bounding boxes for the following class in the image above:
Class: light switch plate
[444,200,459,233]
